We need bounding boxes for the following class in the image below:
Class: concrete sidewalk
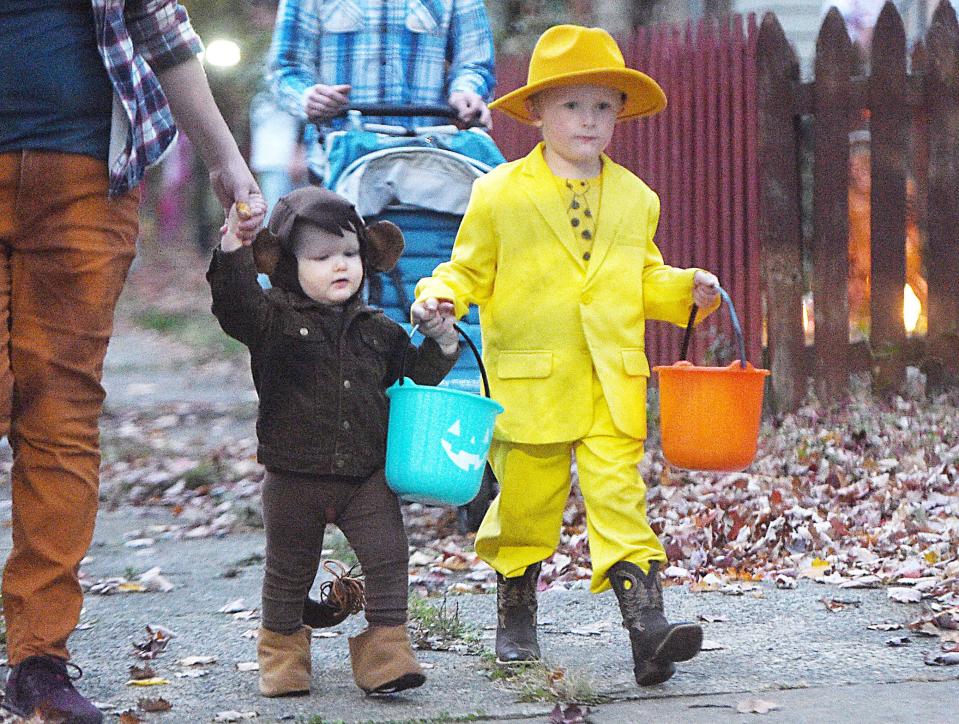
[1,505,957,723]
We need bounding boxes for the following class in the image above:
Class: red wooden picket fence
[489,16,763,375]
[758,0,959,409]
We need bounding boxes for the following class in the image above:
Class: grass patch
[479,652,608,706]
[408,595,481,653]
[131,309,245,359]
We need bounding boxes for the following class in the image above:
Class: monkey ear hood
[365,221,405,272]
[252,227,282,275]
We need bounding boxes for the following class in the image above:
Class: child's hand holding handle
[221,199,268,252]
[412,297,458,356]
[693,270,720,309]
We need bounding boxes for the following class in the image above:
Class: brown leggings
[261,469,409,634]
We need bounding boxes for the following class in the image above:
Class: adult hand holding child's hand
[693,270,720,308]
[412,298,458,356]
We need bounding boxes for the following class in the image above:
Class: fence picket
[925,1,959,388]
[812,8,854,400]
[869,2,909,390]
[757,13,806,410]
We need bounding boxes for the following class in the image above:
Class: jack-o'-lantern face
[440,419,491,472]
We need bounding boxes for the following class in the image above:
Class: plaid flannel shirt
[92,0,203,196]
[268,0,495,131]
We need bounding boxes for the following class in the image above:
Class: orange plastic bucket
[653,289,770,472]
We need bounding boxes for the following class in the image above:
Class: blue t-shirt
[0,0,113,161]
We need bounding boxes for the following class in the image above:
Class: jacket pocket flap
[622,349,650,377]
[321,0,364,32]
[497,351,553,379]
[406,0,445,33]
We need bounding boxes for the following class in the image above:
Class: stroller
[317,105,505,531]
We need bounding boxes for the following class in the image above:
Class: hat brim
[489,68,666,124]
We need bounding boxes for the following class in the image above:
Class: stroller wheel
[457,463,498,533]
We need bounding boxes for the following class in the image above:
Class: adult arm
[446,0,496,125]
[268,0,320,120]
[157,57,262,215]
[126,1,263,220]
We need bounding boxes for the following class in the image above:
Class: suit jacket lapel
[519,145,585,266]
[584,156,629,285]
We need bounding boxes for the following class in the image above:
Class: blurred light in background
[203,39,241,68]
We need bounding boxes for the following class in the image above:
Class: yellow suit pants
[475,375,666,593]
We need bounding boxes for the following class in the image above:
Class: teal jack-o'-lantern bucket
[385,325,503,506]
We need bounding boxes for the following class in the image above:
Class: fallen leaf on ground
[132,626,174,659]
[213,712,258,722]
[736,697,780,714]
[128,664,156,680]
[548,703,588,723]
[125,678,169,686]
[138,697,172,712]
[821,596,861,612]
[867,621,903,631]
[888,587,923,604]
[218,598,247,613]
[139,567,175,593]
[698,613,728,623]
[924,651,959,666]
[178,656,216,667]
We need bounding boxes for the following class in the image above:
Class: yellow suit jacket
[415,143,715,444]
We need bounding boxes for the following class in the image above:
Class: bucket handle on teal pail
[680,287,747,369]
[401,323,493,398]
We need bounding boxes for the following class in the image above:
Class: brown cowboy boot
[608,560,703,686]
[495,562,541,664]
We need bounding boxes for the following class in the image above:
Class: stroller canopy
[327,129,504,217]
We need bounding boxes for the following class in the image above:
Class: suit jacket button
[299,327,309,336]
[343,380,351,389]
[581,292,593,305]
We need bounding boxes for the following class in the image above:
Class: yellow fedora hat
[490,25,667,124]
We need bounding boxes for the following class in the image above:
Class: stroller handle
[335,104,460,119]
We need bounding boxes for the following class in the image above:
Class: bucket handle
[680,287,747,369]
[401,323,493,398]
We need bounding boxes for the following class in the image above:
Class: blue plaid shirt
[268,0,495,131]
[92,0,203,196]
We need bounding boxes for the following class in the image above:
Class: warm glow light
[801,291,815,346]
[904,283,921,335]
[203,39,241,68]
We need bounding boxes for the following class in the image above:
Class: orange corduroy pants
[0,150,138,663]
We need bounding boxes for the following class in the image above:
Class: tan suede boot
[257,625,312,697]
[348,625,426,694]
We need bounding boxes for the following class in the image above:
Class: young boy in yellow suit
[412,25,721,686]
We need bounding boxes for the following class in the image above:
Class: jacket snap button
[581,292,593,305]
[299,327,309,336]
[335,458,345,468]
[343,380,351,389]
[342,420,350,431]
